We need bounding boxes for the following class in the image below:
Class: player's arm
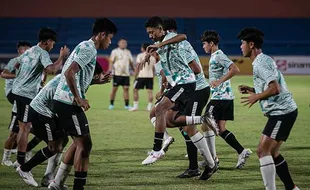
[211,63,240,88]
[188,60,202,74]
[108,50,116,72]
[1,69,15,79]
[91,72,111,85]
[64,62,90,111]
[45,46,70,74]
[147,34,187,53]
[256,81,280,100]
[41,70,48,87]
[238,85,255,94]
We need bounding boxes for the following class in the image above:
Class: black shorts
[113,75,130,87]
[134,78,153,90]
[262,109,298,142]
[165,83,196,105]
[6,92,15,105]
[29,107,65,143]
[176,86,210,116]
[205,100,234,121]
[53,100,90,137]
[8,111,19,133]
[14,94,32,123]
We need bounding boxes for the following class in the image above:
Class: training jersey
[30,75,61,118]
[12,45,53,99]
[252,53,297,116]
[54,39,97,105]
[209,50,234,100]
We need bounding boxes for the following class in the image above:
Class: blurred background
[0,0,309,75]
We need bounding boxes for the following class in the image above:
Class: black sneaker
[176,168,201,178]
[199,162,218,180]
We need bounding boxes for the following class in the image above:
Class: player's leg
[201,123,217,162]
[109,75,120,110]
[49,142,76,190]
[42,136,69,187]
[2,110,18,166]
[123,76,131,109]
[17,110,65,187]
[25,136,42,161]
[130,79,139,111]
[72,134,92,190]
[270,109,298,190]
[14,95,33,166]
[149,108,174,152]
[146,78,154,111]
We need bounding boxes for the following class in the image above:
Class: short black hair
[17,41,31,48]
[94,61,103,75]
[92,18,117,36]
[163,18,177,31]
[38,27,57,42]
[141,43,150,50]
[144,16,164,29]
[200,30,220,45]
[237,27,264,49]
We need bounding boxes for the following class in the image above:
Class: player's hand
[155,92,163,100]
[76,98,90,111]
[238,85,253,94]
[210,80,221,88]
[241,92,258,108]
[99,71,112,84]
[146,44,160,54]
[60,46,70,58]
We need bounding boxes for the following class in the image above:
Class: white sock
[54,162,72,186]
[147,102,152,110]
[186,116,202,125]
[190,132,215,168]
[204,131,217,159]
[150,117,169,140]
[44,153,62,176]
[259,155,276,190]
[133,101,138,109]
[2,149,11,161]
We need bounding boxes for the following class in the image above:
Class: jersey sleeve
[178,41,196,64]
[216,53,233,69]
[73,46,97,69]
[40,50,53,68]
[5,58,17,72]
[257,57,278,85]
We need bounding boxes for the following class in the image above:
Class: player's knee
[256,146,270,158]
[149,108,156,119]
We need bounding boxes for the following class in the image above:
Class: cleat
[201,112,219,135]
[108,105,114,110]
[124,105,132,110]
[236,149,252,169]
[176,168,201,178]
[41,172,55,187]
[1,159,13,167]
[161,136,174,152]
[199,162,218,180]
[48,181,68,190]
[16,167,38,187]
[129,107,138,111]
[199,157,220,168]
[142,150,165,165]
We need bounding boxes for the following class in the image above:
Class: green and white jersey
[12,45,53,99]
[209,50,234,100]
[252,53,297,116]
[30,75,61,118]
[180,40,208,90]
[156,32,196,87]
[4,57,18,96]
[54,39,97,105]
